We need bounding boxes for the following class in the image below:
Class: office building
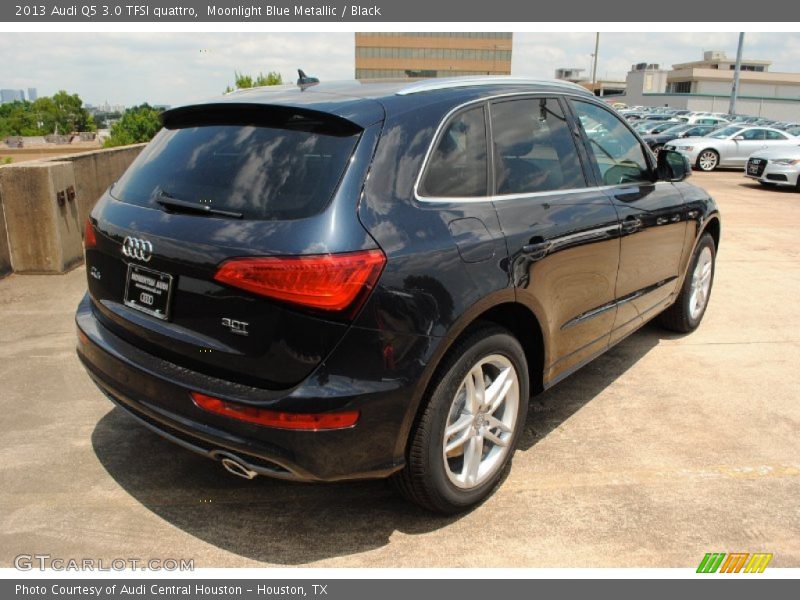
[355,32,512,80]
[0,89,25,103]
[620,52,800,119]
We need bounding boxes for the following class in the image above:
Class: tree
[0,90,94,137]
[224,70,283,93]
[104,104,162,148]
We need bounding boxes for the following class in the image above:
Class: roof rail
[396,76,593,96]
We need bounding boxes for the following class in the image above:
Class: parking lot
[1,169,799,568]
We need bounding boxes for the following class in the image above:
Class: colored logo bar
[697,552,773,573]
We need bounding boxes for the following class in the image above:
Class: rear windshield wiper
[155,191,243,219]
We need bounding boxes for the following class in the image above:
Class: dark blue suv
[76,77,720,512]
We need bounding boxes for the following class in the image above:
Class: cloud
[0,32,798,106]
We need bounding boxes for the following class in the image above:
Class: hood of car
[665,136,707,145]
[747,145,800,160]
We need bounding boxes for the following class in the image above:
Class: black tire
[392,324,529,514]
[695,149,719,172]
[658,233,716,333]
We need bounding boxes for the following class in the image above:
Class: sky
[1,32,799,107]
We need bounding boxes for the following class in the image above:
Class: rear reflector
[191,392,359,431]
[84,218,97,249]
[213,249,385,312]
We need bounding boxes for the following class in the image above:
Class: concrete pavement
[1,170,799,568]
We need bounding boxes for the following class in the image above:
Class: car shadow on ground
[738,180,799,193]
[91,322,664,565]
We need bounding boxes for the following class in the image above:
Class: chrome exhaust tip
[219,456,258,480]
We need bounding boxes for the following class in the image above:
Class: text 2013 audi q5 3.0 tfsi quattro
[76,77,720,513]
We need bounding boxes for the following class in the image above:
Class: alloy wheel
[442,354,519,489]
[698,150,718,171]
[689,246,713,320]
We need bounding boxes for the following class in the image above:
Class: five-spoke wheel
[393,325,528,513]
[442,355,519,489]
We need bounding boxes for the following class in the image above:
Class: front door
[569,99,689,345]
[488,96,621,385]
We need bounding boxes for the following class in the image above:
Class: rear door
[488,96,621,385]
[569,99,688,345]
[86,104,382,389]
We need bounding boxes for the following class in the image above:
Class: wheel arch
[395,299,546,459]
[702,214,721,251]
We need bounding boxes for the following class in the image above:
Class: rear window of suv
[110,108,362,221]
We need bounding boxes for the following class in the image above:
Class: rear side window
[491,97,586,194]
[419,106,488,197]
[571,100,652,186]
[111,112,361,221]
[765,130,788,140]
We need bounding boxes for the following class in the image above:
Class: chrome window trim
[414,91,640,204]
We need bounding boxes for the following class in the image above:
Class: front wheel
[658,233,716,333]
[696,149,719,171]
[393,325,529,513]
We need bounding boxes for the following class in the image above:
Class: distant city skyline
[1,32,799,107]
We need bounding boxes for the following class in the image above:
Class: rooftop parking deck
[1,170,798,567]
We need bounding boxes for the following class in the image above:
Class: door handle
[622,216,642,234]
[521,240,552,260]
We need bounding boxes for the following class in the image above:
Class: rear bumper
[76,293,432,482]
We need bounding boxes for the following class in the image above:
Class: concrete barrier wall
[0,192,10,277]
[0,143,145,275]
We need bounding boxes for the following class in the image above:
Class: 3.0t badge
[122,236,153,262]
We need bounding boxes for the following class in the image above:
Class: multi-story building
[620,52,800,119]
[0,89,25,104]
[27,88,37,102]
[355,32,512,80]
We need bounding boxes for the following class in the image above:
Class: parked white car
[679,115,730,126]
[745,146,800,189]
[664,125,799,171]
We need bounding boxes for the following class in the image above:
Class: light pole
[729,32,745,116]
[591,33,600,95]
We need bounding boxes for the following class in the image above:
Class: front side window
[571,100,652,186]
[740,129,767,141]
[490,97,586,195]
[710,126,744,139]
[419,106,487,197]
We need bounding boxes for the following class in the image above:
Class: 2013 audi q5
[76,77,720,513]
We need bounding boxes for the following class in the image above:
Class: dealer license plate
[123,264,174,320]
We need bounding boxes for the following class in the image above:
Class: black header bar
[3,0,800,22]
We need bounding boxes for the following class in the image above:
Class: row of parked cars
[613,106,800,189]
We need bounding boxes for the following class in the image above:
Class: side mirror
[657,149,691,182]
[733,135,745,141]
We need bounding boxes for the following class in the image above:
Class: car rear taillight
[213,249,385,313]
[191,392,359,431]
[84,218,97,249]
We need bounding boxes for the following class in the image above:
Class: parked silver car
[745,146,800,189]
[664,125,799,171]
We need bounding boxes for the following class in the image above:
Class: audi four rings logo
[122,236,154,262]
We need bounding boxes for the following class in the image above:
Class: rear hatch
[85,100,384,389]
